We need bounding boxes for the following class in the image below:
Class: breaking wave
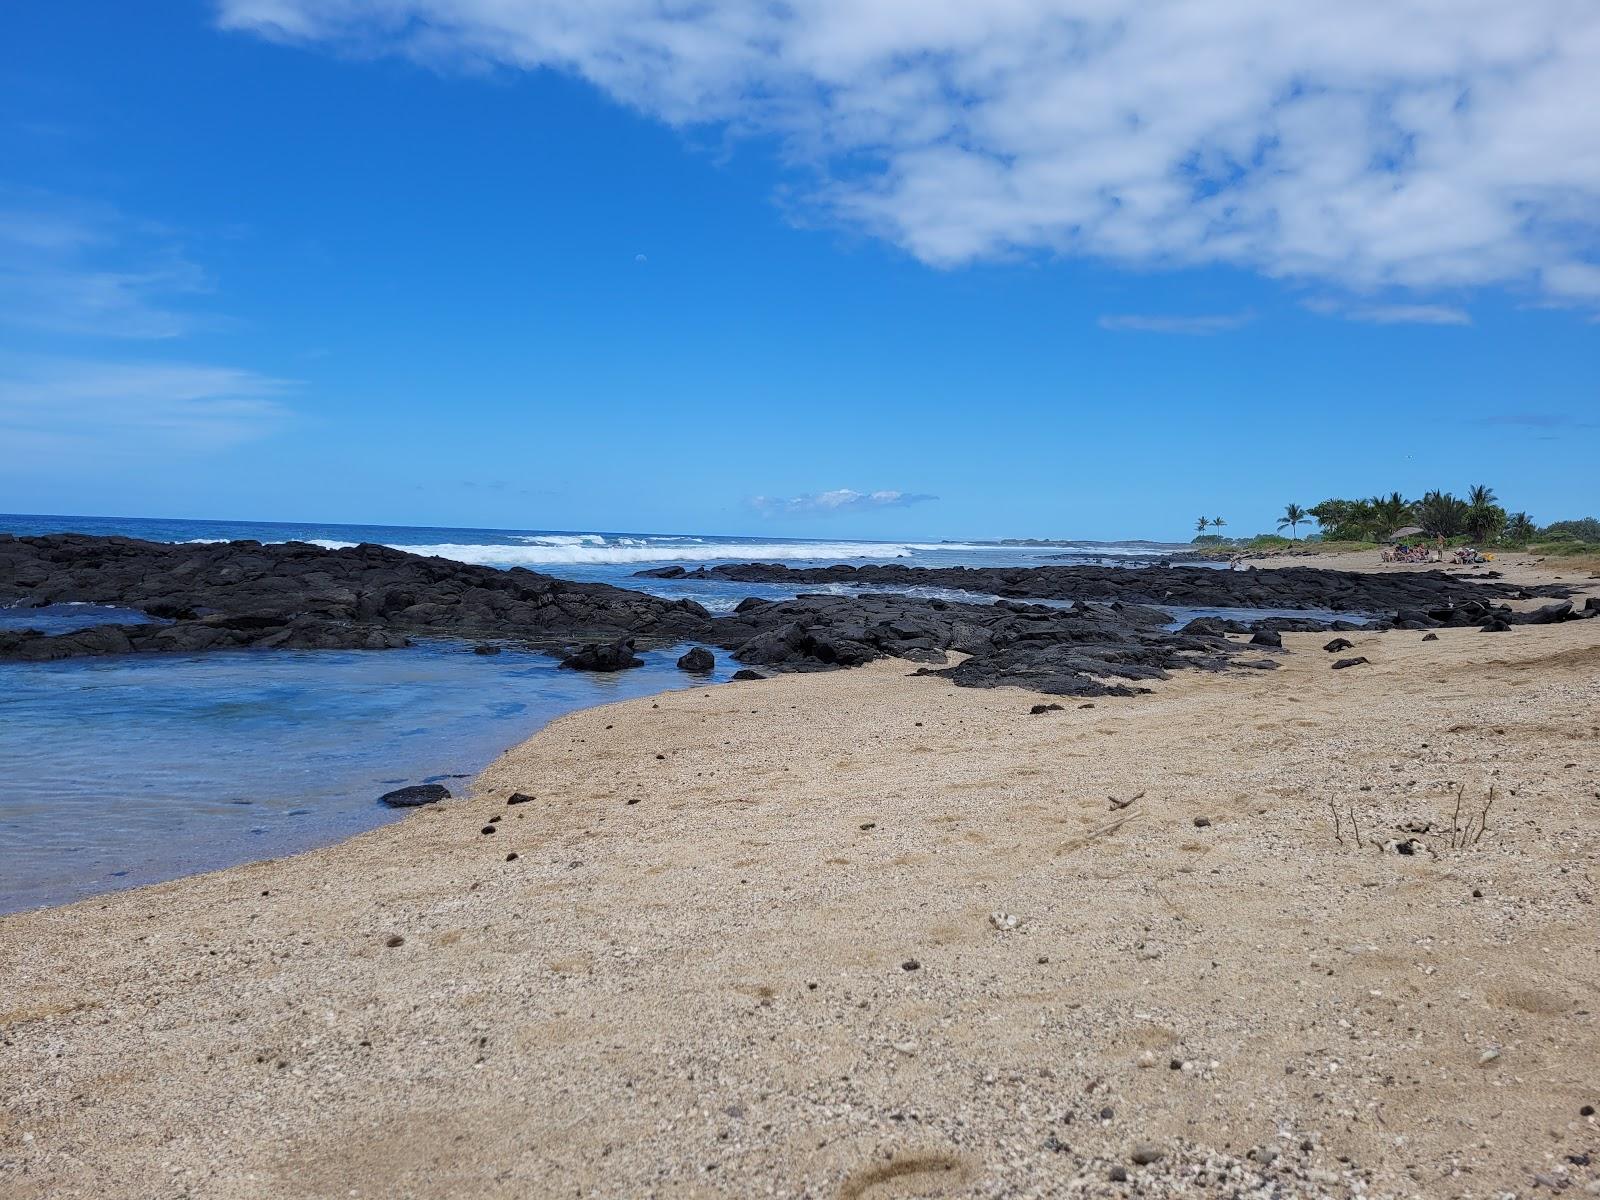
[347,540,921,567]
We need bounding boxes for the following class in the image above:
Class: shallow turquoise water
[0,640,730,913]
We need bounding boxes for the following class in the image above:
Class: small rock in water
[676,646,715,673]
[379,783,451,808]
[472,643,501,655]
[559,637,643,672]
[731,669,766,681]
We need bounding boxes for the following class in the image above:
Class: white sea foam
[512,533,607,546]
[374,540,918,567]
[903,541,1174,557]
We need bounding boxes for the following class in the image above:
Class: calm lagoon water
[0,640,731,913]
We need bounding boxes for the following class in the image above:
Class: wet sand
[3,602,1600,1197]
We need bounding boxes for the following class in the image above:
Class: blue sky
[1,1,1596,541]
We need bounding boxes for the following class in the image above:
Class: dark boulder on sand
[379,783,451,807]
[708,592,1278,697]
[560,638,644,672]
[676,646,715,672]
[1248,630,1283,648]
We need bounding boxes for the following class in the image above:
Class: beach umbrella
[1389,525,1425,540]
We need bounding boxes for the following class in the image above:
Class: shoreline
[4,606,1599,1196]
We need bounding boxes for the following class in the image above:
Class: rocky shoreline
[635,559,1559,611]
[2,533,1592,697]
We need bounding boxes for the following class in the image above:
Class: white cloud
[0,192,209,338]
[750,488,937,515]
[1099,311,1253,335]
[1305,299,1472,325]
[0,354,293,459]
[217,0,1600,306]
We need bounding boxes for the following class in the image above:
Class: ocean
[0,513,1270,913]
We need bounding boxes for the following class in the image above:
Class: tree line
[1193,489,1597,546]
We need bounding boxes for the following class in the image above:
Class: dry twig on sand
[1448,784,1496,849]
[1108,790,1145,811]
[1328,799,1374,851]
[1055,811,1143,855]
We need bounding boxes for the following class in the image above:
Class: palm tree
[1465,483,1503,543]
[1195,516,1210,534]
[1504,511,1535,544]
[1277,503,1308,541]
[1370,492,1411,536]
[1211,516,1227,538]
[1416,490,1468,538]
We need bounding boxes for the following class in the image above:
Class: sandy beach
[4,582,1600,1198]
[1234,548,1600,591]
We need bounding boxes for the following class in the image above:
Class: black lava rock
[676,646,715,673]
[560,638,644,672]
[635,559,1556,613]
[379,783,451,808]
[1332,656,1369,670]
[0,533,709,662]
